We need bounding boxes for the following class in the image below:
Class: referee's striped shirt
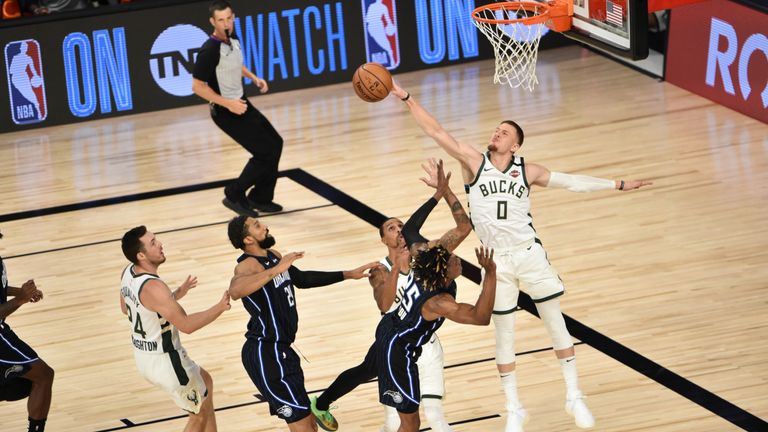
[193,34,245,100]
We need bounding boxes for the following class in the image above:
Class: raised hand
[390,79,408,100]
[420,159,452,197]
[394,245,412,272]
[174,275,198,301]
[475,246,495,273]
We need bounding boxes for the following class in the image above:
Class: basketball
[352,62,392,103]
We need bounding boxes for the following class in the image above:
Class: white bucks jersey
[380,257,413,314]
[466,154,535,249]
[120,265,182,354]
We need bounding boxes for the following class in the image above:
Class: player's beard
[487,144,498,152]
[258,235,276,249]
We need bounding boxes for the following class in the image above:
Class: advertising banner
[666,0,767,123]
[0,0,570,132]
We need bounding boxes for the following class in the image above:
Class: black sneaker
[222,198,259,217]
[250,201,283,213]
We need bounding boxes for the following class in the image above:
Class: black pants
[315,342,377,411]
[212,99,283,204]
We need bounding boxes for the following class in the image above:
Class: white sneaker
[505,407,529,432]
[565,395,595,428]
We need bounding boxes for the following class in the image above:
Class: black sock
[28,417,46,432]
[316,360,376,411]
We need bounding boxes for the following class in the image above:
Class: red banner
[666,0,767,123]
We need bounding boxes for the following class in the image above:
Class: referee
[192,0,283,217]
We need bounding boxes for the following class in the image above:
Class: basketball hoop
[472,1,571,91]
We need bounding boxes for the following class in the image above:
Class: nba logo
[362,0,400,69]
[4,39,47,125]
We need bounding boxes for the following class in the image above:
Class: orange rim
[472,2,551,25]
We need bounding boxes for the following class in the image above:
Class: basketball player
[374,166,497,432]
[227,216,377,431]
[311,159,470,432]
[193,0,283,218]
[0,230,54,432]
[389,82,652,431]
[120,226,231,432]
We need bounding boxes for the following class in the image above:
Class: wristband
[619,180,625,190]
[401,92,410,102]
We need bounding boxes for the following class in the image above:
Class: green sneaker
[310,396,338,431]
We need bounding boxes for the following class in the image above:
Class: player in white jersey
[120,226,231,432]
[389,83,652,431]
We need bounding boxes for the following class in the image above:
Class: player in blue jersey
[311,159,472,432]
[226,216,377,431]
[373,163,497,432]
[0,230,54,432]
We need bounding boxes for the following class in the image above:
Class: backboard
[549,0,649,59]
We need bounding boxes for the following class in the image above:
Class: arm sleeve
[402,197,438,247]
[288,266,344,289]
[547,171,615,193]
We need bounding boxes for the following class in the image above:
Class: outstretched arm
[140,279,230,334]
[527,163,653,192]
[390,81,483,173]
[289,261,377,289]
[421,159,472,252]
[423,247,496,325]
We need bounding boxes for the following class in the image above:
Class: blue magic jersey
[239,252,298,344]
[378,273,456,355]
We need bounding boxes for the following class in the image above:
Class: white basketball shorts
[134,347,208,414]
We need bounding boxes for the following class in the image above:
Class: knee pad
[0,378,32,401]
[492,313,517,364]
[535,299,573,350]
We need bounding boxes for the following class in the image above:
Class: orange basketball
[352,62,393,103]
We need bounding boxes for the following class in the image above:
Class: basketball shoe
[565,393,595,428]
[505,406,528,432]
[311,396,338,431]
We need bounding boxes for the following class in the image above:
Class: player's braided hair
[412,244,451,292]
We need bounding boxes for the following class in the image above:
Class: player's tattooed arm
[436,192,472,253]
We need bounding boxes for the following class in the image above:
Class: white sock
[559,356,581,399]
[500,370,522,411]
[423,398,453,432]
[380,405,400,432]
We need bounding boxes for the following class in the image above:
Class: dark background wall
[0,0,571,132]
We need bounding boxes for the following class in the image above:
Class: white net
[473,3,547,91]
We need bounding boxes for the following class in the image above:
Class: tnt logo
[362,0,400,69]
[149,24,209,96]
[4,40,47,125]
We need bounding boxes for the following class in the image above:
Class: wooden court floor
[1,46,766,431]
